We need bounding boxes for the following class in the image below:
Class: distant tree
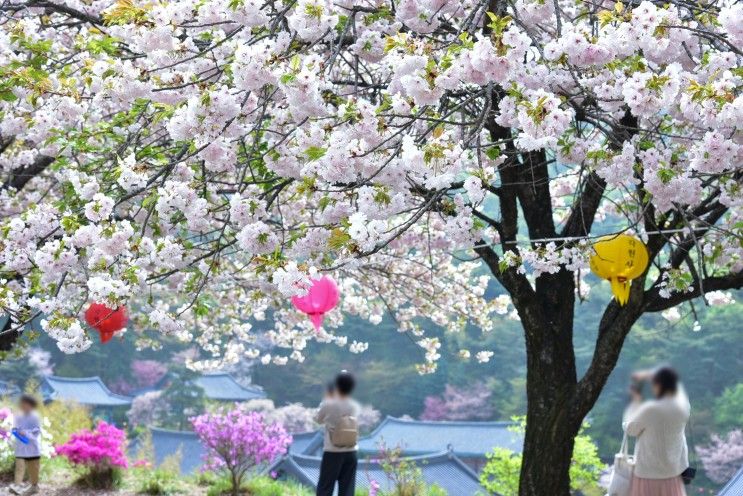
[127,391,169,428]
[191,409,290,496]
[356,403,382,433]
[131,360,168,389]
[714,384,743,433]
[0,348,53,390]
[696,430,743,485]
[421,382,494,421]
[243,399,381,434]
[159,366,206,431]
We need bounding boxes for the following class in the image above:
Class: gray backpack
[329,415,359,448]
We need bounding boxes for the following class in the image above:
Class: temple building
[269,450,484,495]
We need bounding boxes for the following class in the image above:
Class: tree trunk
[513,270,645,495]
[515,270,584,496]
[230,470,240,496]
[519,412,580,496]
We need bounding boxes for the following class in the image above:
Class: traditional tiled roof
[288,431,324,455]
[41,376,132,406]
[147,428,204,474]
[268,450,486,496]
[192,373,266,402]
[130,372,265,402]
[719,465,743,495]
[357,416,523,458]
[137,429,321,474]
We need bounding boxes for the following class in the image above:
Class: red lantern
[291,276,340,331]
[84,303,128,343]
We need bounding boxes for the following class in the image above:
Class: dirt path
[0,485,138,495]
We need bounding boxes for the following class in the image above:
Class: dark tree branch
[572,276,646,416]
[2,155,54,191]
[561,172,606,238]
[644,272,743,312]
[562,110,637,239]
[27,0,104,25]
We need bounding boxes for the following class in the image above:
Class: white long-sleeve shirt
[13,412,41,459]
[622,386,690,479]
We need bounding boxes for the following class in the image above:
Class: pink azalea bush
[191,408,291,496]
[55,421,127,489]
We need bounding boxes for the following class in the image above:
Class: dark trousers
[317,451,357,496]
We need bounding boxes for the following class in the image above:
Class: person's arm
[676,382,690,413]
[623,402,652,437]
[314,401,328,424]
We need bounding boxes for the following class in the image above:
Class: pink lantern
[291,276,340,331]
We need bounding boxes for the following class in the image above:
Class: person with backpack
[315,370,360,496]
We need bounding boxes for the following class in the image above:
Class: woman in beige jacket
[623,367,690,496]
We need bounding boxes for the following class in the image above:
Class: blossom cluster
[0,0,739,369]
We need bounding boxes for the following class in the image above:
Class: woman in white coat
[623,366,690,496]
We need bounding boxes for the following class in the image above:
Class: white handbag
[607,433,635,496]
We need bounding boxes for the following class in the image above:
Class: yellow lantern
[589,234,649,305]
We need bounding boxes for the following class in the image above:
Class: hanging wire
[465,226,718,249]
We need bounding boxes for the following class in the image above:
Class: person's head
[334,370,355,397]
[18,394,38,414]
[651,366,679,398]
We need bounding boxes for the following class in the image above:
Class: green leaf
[485,147,501,160]
[304,146,327,161]
[328,228,351,250]
[0,90,17,102]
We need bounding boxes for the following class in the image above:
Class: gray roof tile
[149,428,204,474]
[289,431,324,455]
[719,465,743,496]
[269,450,486,496]
[41,376,132,406]
[193,373,266,402]
[357,416,523,458]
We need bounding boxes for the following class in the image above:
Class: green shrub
[206,475,313,496]
[39,400,92,445]
[245,476,314,495]
[75,466,124,490]
[194,470,220,487]
[130,427,185,495]
[136,466,183,495]
[205,474,234,496]
[480,417,604,496]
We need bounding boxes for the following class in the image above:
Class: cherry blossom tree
[696,430,743,485]
[0,0,741,493]
[420,382,495,421]
[130,359,168,388]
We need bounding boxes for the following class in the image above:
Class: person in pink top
[623,367,690,496]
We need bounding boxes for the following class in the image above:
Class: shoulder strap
[620,432,630,457]
[686,412,697,468]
